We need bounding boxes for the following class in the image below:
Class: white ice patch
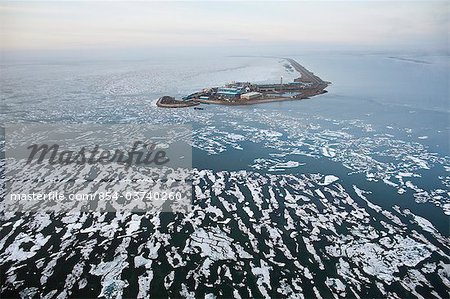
[322,146,336,157]
[407,156,430,170]
[251,260,272,298]
[184,227,236,261]
[320,175,339,185]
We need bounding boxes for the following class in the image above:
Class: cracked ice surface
[1,170,448,298]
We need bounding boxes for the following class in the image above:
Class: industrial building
[217,87,243,98]
[240,92,262,100]
[256,82,307,92]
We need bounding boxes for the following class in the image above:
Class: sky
[0,1,449,53]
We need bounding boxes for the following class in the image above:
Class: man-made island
[157,58,330,108]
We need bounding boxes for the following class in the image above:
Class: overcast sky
[0,1,448,52]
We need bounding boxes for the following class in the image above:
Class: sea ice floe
[251,260,272,298]
[184,227,236,261]
[320,175,339,185]
[321,146,336,157]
